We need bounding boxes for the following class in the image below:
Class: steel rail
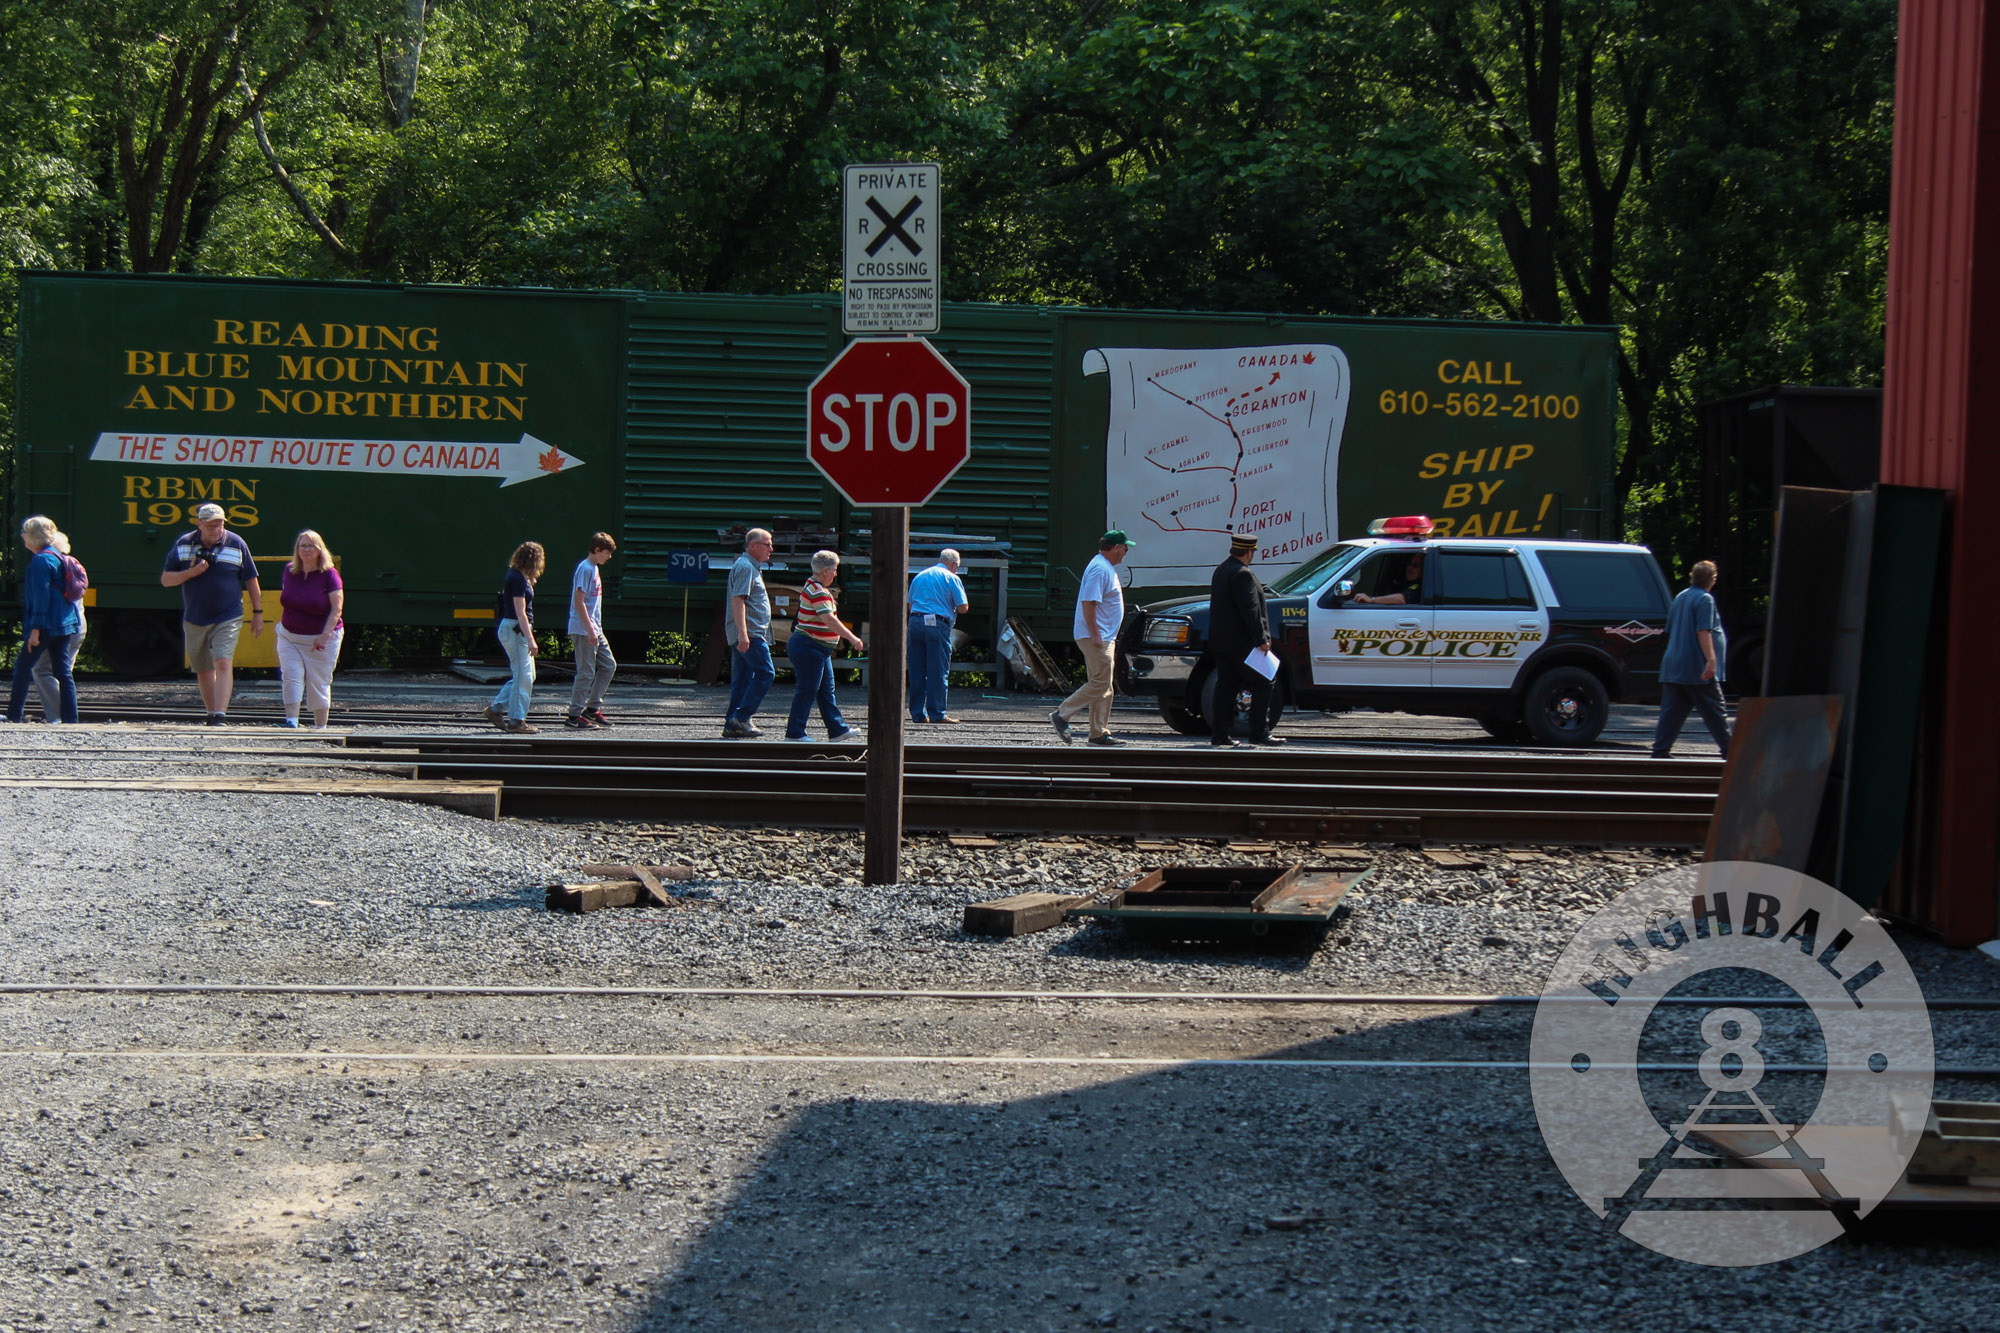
[345,731,1725,777]
[338,732,1726,843]
[3,1050,1992,1075]
[370,749,1723,796]
[479,780,1704,843]
[2,981,1986,1008]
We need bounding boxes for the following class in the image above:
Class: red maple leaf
[538,445,565,473]
[1302,351,1317,364]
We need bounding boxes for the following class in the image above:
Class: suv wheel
[1521,666,1610,746]
[1200,671,1288,741]
[1158,696,1210,736]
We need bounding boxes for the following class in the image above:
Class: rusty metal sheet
[1069,864,1368,939]
[1704,695,1844,871]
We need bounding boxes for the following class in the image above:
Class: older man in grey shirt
[722,527,776,738]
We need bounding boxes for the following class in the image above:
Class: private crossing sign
[843,163,940,335]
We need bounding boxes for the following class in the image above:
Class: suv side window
[1433,550,1537,609]
[1536,550,1670,616]
[1341,549,1427,603]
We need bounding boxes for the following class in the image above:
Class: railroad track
[338,733,1723,846]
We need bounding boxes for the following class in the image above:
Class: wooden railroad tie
[963,892,1086,938]
[0,775,500,819]
[546,863,696,914]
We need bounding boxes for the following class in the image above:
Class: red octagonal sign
[807,336,971,507]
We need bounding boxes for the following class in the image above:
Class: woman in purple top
[276,529,345,730]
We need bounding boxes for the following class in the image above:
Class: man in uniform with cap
[160,502,264,725]
[1206,532,1284,747]
[1050,530,1131,747]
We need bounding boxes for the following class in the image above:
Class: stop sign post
[806,336,971,886]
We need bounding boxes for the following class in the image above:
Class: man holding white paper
[1206,533,1285,748]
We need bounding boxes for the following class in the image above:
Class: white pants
[276,625,343,717]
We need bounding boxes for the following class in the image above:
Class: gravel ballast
[2,706,1997,1332]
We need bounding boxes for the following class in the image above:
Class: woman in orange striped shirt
[784,550,866,741]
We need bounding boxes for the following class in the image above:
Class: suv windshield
[1268,543,1366,595]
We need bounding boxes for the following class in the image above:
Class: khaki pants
[1058,637,1117,738]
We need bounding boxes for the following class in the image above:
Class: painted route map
[1084,343,1351,583]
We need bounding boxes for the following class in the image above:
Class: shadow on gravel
[625,1011,1993,1333]
[434,891,542,913]
[1035,915,1347,974]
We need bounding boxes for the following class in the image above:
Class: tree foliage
[0,0,1897,559]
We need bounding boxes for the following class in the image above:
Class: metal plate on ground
[1069,864,1367,941]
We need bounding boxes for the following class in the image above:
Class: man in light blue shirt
[907,549,969,723]
[1652,559,1731,758]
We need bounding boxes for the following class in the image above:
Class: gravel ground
[2,687,1998,1332]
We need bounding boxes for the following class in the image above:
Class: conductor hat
[1229,533,1257,555]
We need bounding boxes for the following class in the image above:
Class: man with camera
[160,503,264,725]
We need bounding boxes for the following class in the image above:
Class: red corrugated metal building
[1881,0,2000,945]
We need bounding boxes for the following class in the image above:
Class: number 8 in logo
[1697,1007,1766,1095]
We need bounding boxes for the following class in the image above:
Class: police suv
[1115,517,1673,746]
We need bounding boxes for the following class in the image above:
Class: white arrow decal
[89,431,585,488]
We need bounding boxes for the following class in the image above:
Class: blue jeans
[727,637,775,724]
[8,634,76,724]
[906,615,953,721]
[1653,680,1730,758]
[784,634,849,738]
[490,620,536,722]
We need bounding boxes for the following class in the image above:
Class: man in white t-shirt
[1050,530,1131,747]
[565,532,619,729]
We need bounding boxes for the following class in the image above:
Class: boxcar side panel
[620,293,838,620]
[15,273,625,626]
[1051,310,1619,597]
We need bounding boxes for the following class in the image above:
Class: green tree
[1379,0,1894,549]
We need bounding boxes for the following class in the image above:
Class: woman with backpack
[6,515,81,724]
[483,541,544,734]
[30,526,85,721]
[275,529,345,730]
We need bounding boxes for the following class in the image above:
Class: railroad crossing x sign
[843,163,940,335]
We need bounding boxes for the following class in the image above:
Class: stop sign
[807,336,971,506]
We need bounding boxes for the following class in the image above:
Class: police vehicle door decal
[1307,548,1435,688]
[1428,548,1545,692]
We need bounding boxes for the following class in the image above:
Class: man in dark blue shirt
[160,503,264,725]
[1652,560,1730,758]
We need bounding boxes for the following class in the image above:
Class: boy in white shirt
[565,533,619,729]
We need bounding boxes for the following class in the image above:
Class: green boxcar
[11,273,1616,673]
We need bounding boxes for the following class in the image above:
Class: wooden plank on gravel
[547,881,642,913]
[0,776,499,819]
[948,835,1003,849]
[963,892,1084,937]
[1423,850,1487,869]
